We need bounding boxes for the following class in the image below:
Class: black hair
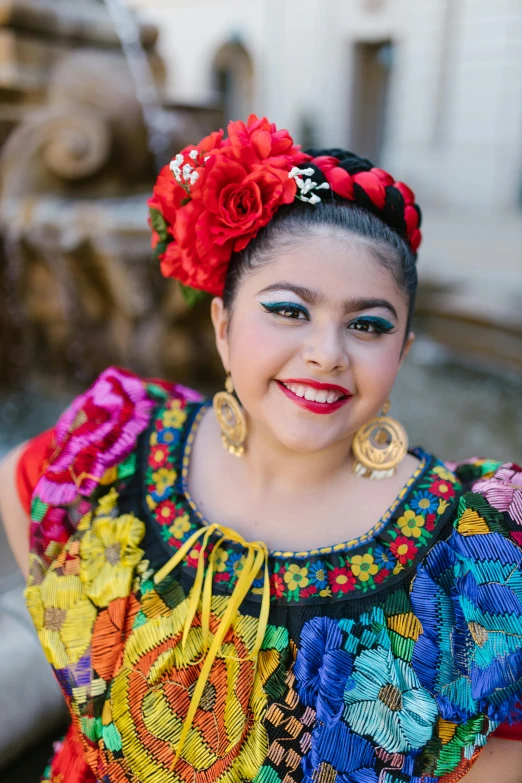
[222,199,418,341]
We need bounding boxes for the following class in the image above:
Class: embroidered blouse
[21,367,522,783]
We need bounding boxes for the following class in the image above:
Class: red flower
[425,513,437,531]
[154,500,177,526]
[270,572,286,599]
[374,568,391,584]
[300,585,318,599]
[328,565,356,594]
[429,479,456,499]
[390,536,418,565]
[148,115,306,296]
[186,542,205,570]
[148,445,169,469]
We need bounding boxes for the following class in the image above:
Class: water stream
[103,0,172,170]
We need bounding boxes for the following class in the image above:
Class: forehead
[246,231,405,306]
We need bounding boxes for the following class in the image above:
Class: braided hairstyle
[223,148,421,342]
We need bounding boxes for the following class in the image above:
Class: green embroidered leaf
[149,208,168,242]
[31,497,49,522]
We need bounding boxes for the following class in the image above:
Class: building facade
[131,0,522,212]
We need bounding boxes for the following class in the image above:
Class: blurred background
[0,0,521,778]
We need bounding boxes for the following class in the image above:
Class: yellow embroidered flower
[350,553,379,582]
[319,587,333,598]
[284,563,309,591]
[397,509,425,538]
[393,562,404,575]
[162,401,187,429]
[433,465,455,482]
[170,513,192,540]
[80,513,145,607]
[214,547,229,572]
[25,571,97,669]
[438,499,450,514]
[151,467,177,495]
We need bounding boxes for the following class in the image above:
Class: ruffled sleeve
[15,428,55,515]
[410,458,522,731]
[27,366,196,571]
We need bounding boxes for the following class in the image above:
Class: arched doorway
[212,41,254,125]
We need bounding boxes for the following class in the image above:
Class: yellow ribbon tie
[153,523,271,770]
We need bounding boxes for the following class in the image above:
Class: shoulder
[28,367,202,566]
[410,455,522,723]
[36,366,202,506]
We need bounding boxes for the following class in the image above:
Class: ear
[398,331,415,369]
[210,297,230,372]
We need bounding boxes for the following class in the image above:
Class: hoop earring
[213,374,247,457]
[352,399,408,479]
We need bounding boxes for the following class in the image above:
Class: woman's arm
[0,444,30,577]
[463,737,522,782]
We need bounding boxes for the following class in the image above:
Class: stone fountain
[0,0,224,391]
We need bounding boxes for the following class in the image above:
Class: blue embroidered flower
[410,491,438,515]
[308,560,329,590]
[302,721,378,783]
[343,644,438,753]
[372,544,396,570]
[411,529,522,722]
[294,616,353,723]
[157,426,181,447]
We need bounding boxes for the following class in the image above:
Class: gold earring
[213,374,247,457]
[352,399,408,479]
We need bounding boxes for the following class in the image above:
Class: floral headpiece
[148,114,422,300]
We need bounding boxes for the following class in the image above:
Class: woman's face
[212,229,414,454]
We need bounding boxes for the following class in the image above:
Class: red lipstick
[275,378,352,415]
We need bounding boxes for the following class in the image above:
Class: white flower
[288,165,330,205]
[189,149,199,160]
[169,162,182,182]
[204,156,211,162]
[174,153,184,166]
[182,163,193,181]
[189,171,199,185]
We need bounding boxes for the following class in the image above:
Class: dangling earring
[352,399,408,479]
[213,374,247,457]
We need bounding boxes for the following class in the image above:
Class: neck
[236,414,355,496]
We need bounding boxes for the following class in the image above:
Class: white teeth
[282,382,343,404]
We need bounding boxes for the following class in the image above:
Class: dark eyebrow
[257,283,398,320]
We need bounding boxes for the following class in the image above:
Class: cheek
[227,315,295,397]
[351,336,403,394]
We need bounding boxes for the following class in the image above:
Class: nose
[302,323,348,374]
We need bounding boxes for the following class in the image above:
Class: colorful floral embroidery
[79,511,145,607]
[25,376,522,783]
[145,400,463,604]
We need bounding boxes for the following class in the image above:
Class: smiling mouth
[275,379,352,413]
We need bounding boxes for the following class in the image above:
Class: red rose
[148,115,306,295]
[227,114,305,162]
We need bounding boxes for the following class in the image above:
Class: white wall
[132,0,522,211]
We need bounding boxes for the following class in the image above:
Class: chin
[271,422,343,455]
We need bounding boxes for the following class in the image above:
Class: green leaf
[152,240,168,262]
[179,283,208,307]
[149,208,168,242]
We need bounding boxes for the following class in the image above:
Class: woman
[1,115,522,783]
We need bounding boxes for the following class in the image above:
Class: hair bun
[303,148,422,254]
